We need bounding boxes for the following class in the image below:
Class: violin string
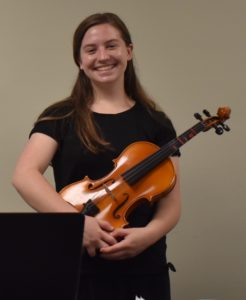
[123,122,205,185]
[125,121,205,183]
[84,121,205,210]
[85,175,125,205]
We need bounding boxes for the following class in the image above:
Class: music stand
[0,213,84,300]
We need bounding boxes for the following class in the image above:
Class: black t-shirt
[30,102,179,275]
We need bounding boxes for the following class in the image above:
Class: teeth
[96,65,115,71]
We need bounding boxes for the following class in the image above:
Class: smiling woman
[79,24,133,88]
[12,12,181,300]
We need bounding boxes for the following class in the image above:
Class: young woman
[12,12,181,300]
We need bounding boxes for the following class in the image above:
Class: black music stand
[0,213,84,300]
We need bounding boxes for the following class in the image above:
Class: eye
[84,47,96,54]
[107,43,117,49]
[88,48,96,54]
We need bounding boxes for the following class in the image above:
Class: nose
[97,47,110,61]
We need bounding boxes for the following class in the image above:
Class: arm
[12,133,76,212]
[143,156,181,242]
[12,132,117,255]
[100,156,181,260]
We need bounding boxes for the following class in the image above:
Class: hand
[83,216,117,257]
[99,227,153,260]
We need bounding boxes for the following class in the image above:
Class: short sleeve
[30,118,65,143]
[29,103,73,143]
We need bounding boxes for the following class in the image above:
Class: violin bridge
[103,183,118,203]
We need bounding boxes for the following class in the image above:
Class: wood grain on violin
[60,107,231,228]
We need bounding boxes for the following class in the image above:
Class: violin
[60,107,231,228]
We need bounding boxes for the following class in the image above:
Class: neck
[90,81,134,114]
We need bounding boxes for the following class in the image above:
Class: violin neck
[122,121,206,185]
[166,121,206,155]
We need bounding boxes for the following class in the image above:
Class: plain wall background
[1,1,245,299]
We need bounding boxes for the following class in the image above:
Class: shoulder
[136,103,179,151]
[151,109,177,135]
[136,102,176,132]
[30,100,74,142]
[38,99,73,119]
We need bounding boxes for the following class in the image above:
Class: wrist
[145,219,167,243]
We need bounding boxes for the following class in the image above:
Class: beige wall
[1,0,245,299]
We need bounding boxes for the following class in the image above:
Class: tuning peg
[220,123,230,132]
[194,113,203,121]
[215,126,224,135]
[202,109,225,135]
[203,109,211,117]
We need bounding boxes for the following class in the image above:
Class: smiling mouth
[94,64,117,71]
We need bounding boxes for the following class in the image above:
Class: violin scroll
[194,106,231,135]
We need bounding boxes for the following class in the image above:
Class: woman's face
[79,23,133,87]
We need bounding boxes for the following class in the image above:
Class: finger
[97,219,114,232]
[101,231,118,245]
[86,246,96,257]
[100,239,127,254]
[89,238,112,257]
[99,240,111,249]
[110,228,129,239]
[100,251,128,260]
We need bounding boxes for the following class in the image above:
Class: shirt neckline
[92,102,138,117]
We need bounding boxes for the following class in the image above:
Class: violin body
[60,141,176,228]
[60,106,231,228]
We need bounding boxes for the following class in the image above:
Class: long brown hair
[37,12,160,153]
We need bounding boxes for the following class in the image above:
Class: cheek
[114,50,129,64]
[79,56,92,70]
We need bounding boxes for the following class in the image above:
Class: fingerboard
[122,121,206,185]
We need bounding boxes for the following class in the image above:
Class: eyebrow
[82,39,119,49]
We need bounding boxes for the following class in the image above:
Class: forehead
[81,23,123,46]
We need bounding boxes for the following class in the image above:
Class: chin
[93,75,122,85]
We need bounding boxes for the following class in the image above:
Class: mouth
[94,63,117,71]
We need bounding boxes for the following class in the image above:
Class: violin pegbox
[194,107,231,135]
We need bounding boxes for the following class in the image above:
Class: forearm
[144,157,181,244]
[100,158,182,260]
[12,169,77,213]
[146,193,181,244]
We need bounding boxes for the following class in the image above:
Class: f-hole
[113,193,129,219]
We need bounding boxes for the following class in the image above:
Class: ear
[78,54,83,70]
[79,61,83,70]
[127,43,133,61]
